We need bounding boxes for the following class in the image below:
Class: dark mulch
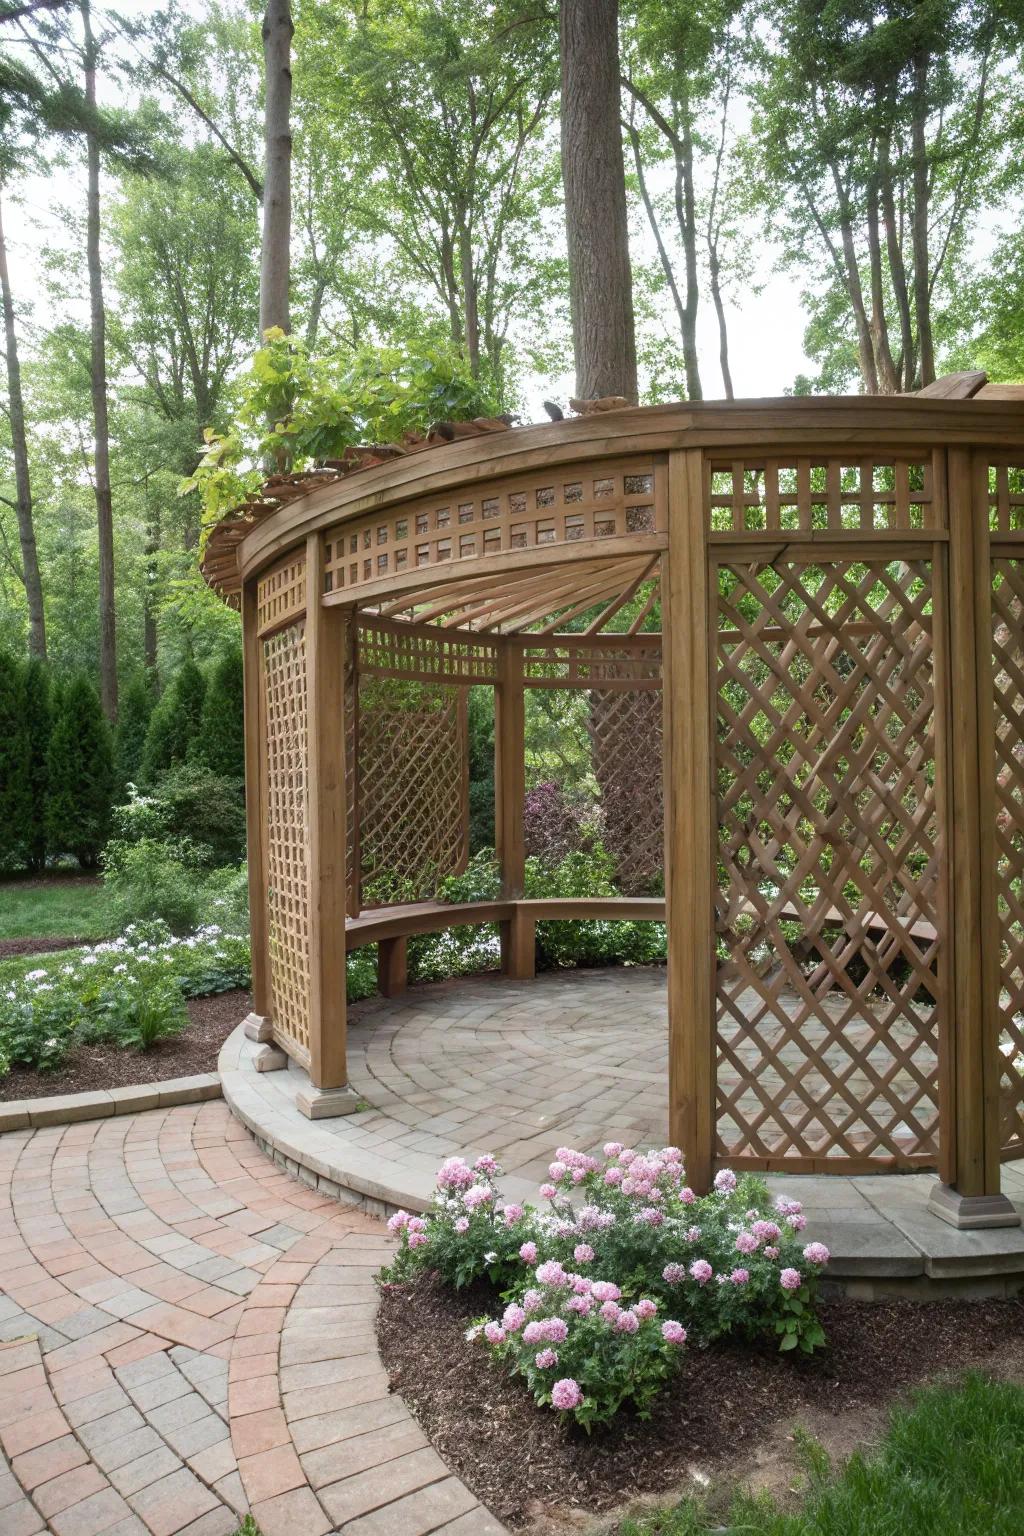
[0,935,94,959]
[0,988,251,1101]
[377,1273,1024,1527]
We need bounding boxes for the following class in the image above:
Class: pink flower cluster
[387,1210,428,1249]
[551,1378,583,1410]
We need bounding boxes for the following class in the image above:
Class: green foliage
[0,919,251,1072]
[148,761,246,865]
[115,673,155,793]
[102,836,212,935]
[141,657,207,783]
[22,658,52,872]
[184,333,500,526]
[466,687,495,853]
[0,654,30,871]
[193,647,244,780]
[617,1374,1024,1535]
[44,674,114,868]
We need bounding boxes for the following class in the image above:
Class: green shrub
[151,761,246,864]
[142,657,206,783]
[116,672,156,794]
[0,652,30,871]
[193,647,244,780]
[103,837,211,934]
[203,863,250,928]
[23,658,51,871]
[45,674,115,868]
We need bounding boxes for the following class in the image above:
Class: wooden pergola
[204,382,1024,1229]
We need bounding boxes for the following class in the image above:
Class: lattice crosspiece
[992,559,1024,1154]
[714,559,942,1167]
[261,621,310,1055]
[707,456,941,534]
[257,554,307,635]
[357,679,468,902]
[588,688,664,895]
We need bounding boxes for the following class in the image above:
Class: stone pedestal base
[252,1044,288,1073]
[296,1084,362,1120]
[928,1183,1021,1230]
[242,1013,273,1044]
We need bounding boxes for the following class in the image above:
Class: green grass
[0,876,114,942]
[618,1374,1024,1536]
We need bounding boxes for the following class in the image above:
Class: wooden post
[495,636,534,977]
[661,449,716,1193]
[297,534,358,1118]
[930,448,1018,1226]
[241,579,272,1043]
[377,936,408,998]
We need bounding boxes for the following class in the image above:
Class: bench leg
[377,936,408,998]
[501,911,536,980]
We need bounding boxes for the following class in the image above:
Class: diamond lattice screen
[357,679,468,902]
[262,620,310,1055]
[992,558,1024,1155]
[588,688,664,895]
[715,559,942,1167]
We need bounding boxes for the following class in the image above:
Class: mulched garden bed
[0,935,93,959]
[0,988,251,1101]
[377,1273,1024,1528]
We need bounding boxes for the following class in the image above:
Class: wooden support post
[495,636,533,978]
[241,579,272,1043]
[930,448,1018,1227]
[661,449,716,1193]
[377,936,408,998]
[298,534,358,1118]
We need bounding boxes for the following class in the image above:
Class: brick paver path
[0,1104,504,1536]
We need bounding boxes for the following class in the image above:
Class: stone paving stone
[126,1467,220,1536]
[106,1447,182,1499]
[249,1486,331,1536]
[47,1485,133,1536]
[340,1477,479,1535]
[33,1463,110,1519]
[319,1447,449,1525]
[301,1422,430,1492]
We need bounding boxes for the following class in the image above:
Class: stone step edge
[0,1073,222,1132]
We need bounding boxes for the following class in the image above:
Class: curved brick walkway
[0,1103,504,1536]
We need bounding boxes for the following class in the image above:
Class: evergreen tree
[141,657,207,784]
[467,686,495,853]
[22,656,51,871]
[193,647,244,780]
[45,673,114,868]
[0,652,29,870]
[116,671,156,793]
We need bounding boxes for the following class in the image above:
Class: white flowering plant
[0,921,251,1072]
[384,1142,830,1425]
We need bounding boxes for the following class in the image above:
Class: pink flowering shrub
[384,1154,539,1290]
[383,1141,829,1422]
[470,1262,687,1430]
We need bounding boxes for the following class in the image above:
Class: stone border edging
[0,1072,221,1133]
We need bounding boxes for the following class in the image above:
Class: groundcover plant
[384,1142,829,1429]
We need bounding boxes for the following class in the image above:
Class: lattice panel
[715,558,942,1167]
[988,462,1024,534]
[992,559,1024,1153]
[588,688,664,895]
[262,621,310,1055]
[358,618,499,683]
[522,641,662,689]
[708,456,941,533]
[323,458,665,595]
[257,555,307,635]
[357,681,467,901]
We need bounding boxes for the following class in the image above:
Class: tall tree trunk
[879,130,916,390]
[457,219,480,376]
[260,0,293,337]
[82,0,116,721]
[707,245,734,400]
[865,165,900,394]
[144,505,159,677]
[674,89,702,402]
[910,51,934,388]
[560,0,638,402]
[0,190,45,658]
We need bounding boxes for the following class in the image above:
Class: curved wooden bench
[343,896,667,996]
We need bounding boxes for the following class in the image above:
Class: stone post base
[296,1084,363,1120]
[242,1013,273,1043]
[928,1183,1021,1230]
[252,1044,288,1073]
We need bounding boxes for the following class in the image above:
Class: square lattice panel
[714,558,942,1166]
[993,557,1024,1154]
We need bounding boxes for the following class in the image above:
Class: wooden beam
[662,449,716,1192]
[305,533,349,1093]
[495,637,531,978]
[241,579,271,1025]
[916,371,988,400]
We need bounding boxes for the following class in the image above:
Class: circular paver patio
[0,1103,505,1536]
